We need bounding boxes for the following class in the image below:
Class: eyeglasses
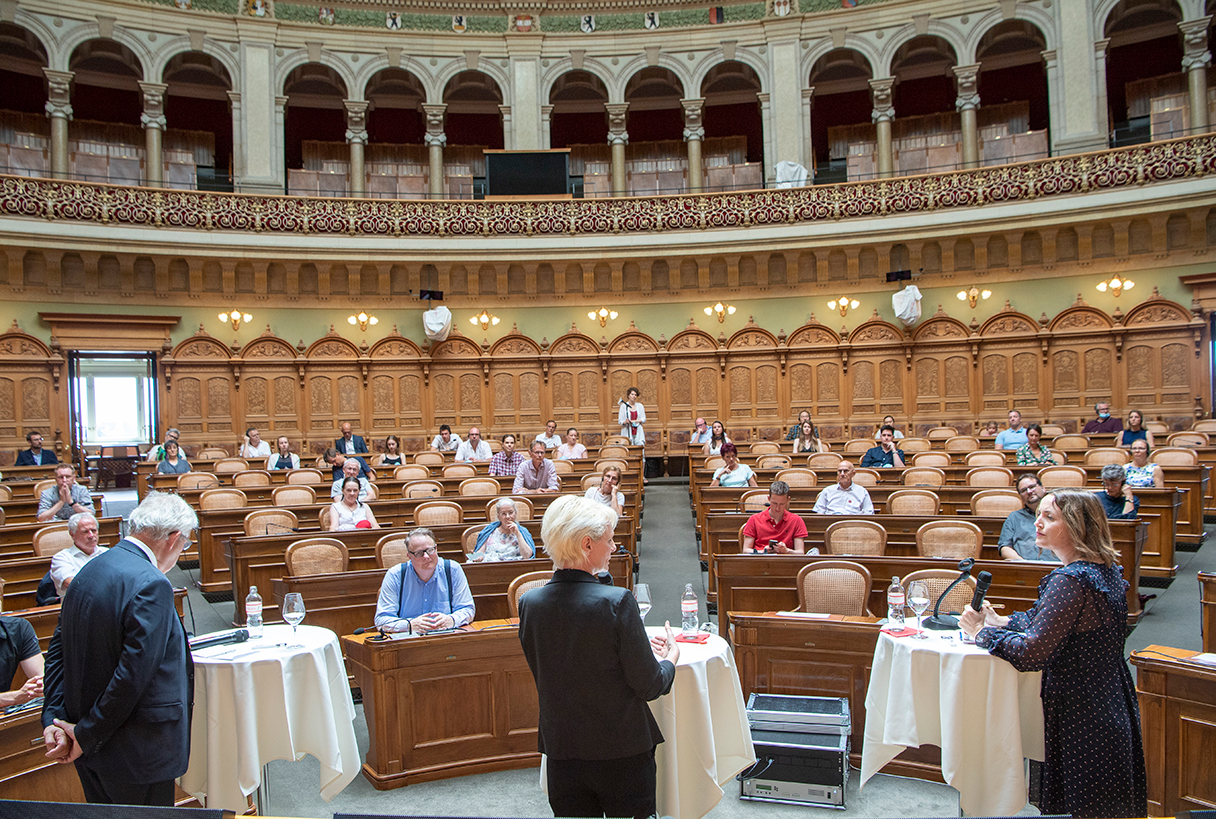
[1018,485,1039,494]
[408,546,437,558]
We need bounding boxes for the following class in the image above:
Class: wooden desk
[1201,571,1215,653]
[1131,645,1216,816]
[0,708,88,802]
[0,517,122,560]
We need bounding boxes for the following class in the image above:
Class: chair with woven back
[1188,418,1216,434]
[415,500,464,526]
[899,437,931,453]
[244,508,299,537]
[376,533,411,569]
[1052,434,1090,450]
[823,521,887,557]
[902,467,946,488]
[284,538,349,576]
[33,478,56,498]
[487,439,503,453]
[199,488,248,510]
[851,468,880,486]
[916,520,983,559]
[1167,431,1209,448]
[197,447,230,460]
[737,489,769,513]
[970,489,1025,517]
[965,450,1008,467]
[402,480,444,500]
[552,459,575,475]
[750,442,780,455]
[886,489,940,516]
[1151,447,1199,466]
[1083,448,1129,467]
[32,523,73,557]
[581,474,602,492]
[443,463,477,480]
[944,436,980,453]
[362,482,380,502]
[795,561,873,616]
[756,454,792,470]
[806,452,842,468]
[507,571,554,617]
[214,458,249,474]
[599,445,630,459]
[603,436,631,447]
[414,451,445,467]
[272,484,317,507]
[1037,465,1087,488]
[177,472,220,491]
[1039,424,1067,436]
[459,477,501,497]
[901,568,978,618]
[704,457,725,471]
[394,464,431,482]
[926,427,957,441]
[460,525,482,556]
[232,469,272,488]
[0,484,11,502]
[842,439,872,454]
[1144,421,1169,435]
[965,466,1014,487]
[485,496,534,521]
[287,468,325,485]
[912,451,951,468]
[774,467,816,487]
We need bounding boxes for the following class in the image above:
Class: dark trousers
[76,761,176,807]
[546,749,657,819]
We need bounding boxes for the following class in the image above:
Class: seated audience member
[702,420,731,455]
[812,461,874,515]
[37,464,94,522]
[1123,440,1163,489]
[980,420,999,437]
[514,441,559,494]
[50,512,108,597]
[534,420,562,450]
[328,476,380,531]
[377,435,404,467]
[792,421,829,455]
[325,448,374,488]
[431,424,462,452]
[336,422,369,455]
[556,428,588,460]
[1016,424,1058,465]
[489,434,525,477]
[1082,401,1123,434]
[146,427,180,462]
[1116,410,1154,449]
[0,613,43,709]
[268,435,301,470]
[455,427,492,462]
[16,430,58,466]
[690,418,711,446]
[999,474,1058,561]
[1096,463,1139,519]
[374,527,475,633]
[709,443,757,488]
[155,440,191,477]
[873,416,904,440]
[861,426,905,468]
[742,481,808,554]
[584,464,625,515]
[785,410,812,441]
[994,410,1029,450]
[469,498,535,562]
[239,427,271,459]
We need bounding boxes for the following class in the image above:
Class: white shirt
[431,434,462,452]
[812,482,875,515]
[240,440,271,458]
[455,439,492,461]
[49,544,109,596]
[534,433,562,449]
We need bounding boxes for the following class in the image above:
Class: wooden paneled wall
[0,294,1206,464]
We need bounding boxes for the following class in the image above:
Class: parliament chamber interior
[1,0,1215,815]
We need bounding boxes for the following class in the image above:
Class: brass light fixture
[957,285,992,308]
[219,309,252,330]
[348,311,379,331]
[470,310,501,331]
[704,302,737,323]
[1096,276,1134,297]
[588,307,618,327]
[827,295,859,317]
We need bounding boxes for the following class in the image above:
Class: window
[71,354,157,446]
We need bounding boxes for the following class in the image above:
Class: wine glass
[634,583,652,624]
[282,593,306,633]
[908,581,930,639]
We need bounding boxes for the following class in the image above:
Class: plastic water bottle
[681,583,699,637]
[886,575,906,629]
[246,585,264,638]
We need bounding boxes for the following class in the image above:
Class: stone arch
[612,57,691,102]
[275,51,356,99]
[690,50,770,97]
[68,36,147,83]
[61,29,154,81]
[1097,0,1185,35]
[150,39,240,90]
[6,13,56,70]
[434,61,512,108]
[963,8,1057,61]
[540,59,615,106]
[352,56,436,103]
[803,39,881,82]
[877,21,967,77]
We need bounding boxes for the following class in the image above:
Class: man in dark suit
[335,422,368,456]
[41,491,198,806]
[15,430,58,466]
[519,495,678,819]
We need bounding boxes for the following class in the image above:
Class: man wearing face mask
[1082,401,1123,434]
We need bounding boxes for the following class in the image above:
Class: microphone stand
[923,557,975,631]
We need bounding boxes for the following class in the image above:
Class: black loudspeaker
[0,801,232,819]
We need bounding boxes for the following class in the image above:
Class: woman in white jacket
[618,387,646,446]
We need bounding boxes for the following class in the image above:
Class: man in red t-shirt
[741,481,808,554]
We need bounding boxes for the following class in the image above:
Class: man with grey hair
[330,456,372,501]
[519,495,678,819]
[49,512,108,597]
[513,440,559,494]
[374,527,474,633]
[742,481,807,554]
[1096,463,1139,519]
[42,492,197,806]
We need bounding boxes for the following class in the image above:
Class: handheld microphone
[189,628,250,651]
[970,571,992,613]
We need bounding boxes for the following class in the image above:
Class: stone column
[43,69,74,179]
[498,105,513,150]
[757,92,773,184]
[682,98,705,193]
[227,91,243,182]
[606,103,629,196]
[344,100,369,197]
[139,81,168,186]
[1040,50,1060,155]
[953,64,981,169]
[423,104,447,198]
[802,86,815,179]
[870,78,895,179]
[541,105,553,150]
[1180,18,1212,133]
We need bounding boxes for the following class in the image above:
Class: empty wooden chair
[284,538,349,576]
[1151,447,1198,466]
[177,472,219,490]
[970,489,1025,517]
[796,561,873,616]
[603,436,632,447]
[200,488,248,510]
[1052,434,1091,450]
[852,468,881,486]
[1167,431,1208,448]
[414,451,445,467]
[197,447,230,459]
[33,478,56,498]
[443,463,477,480]
[415,500,463,526]
[912,451,951,468]
[376,533,411,569]
[1144,421,1169,435]
[737,489,769,513]
[552,459,575,475]
[318,507,332,530]
[902,467,946,487]
[0,484,11,502]
[887,489,940,516]
[1049,449,1069,464]
[965,451,1007,467]
[0,508,4,526]
[807,452,842,468]
[1084,448,1129,467]
[1037,465,1087,488]
[901,568,978,617]
[32,523,73,557]
[595,459,628,475]
[394,464,431,481]
[842,439,872,454]
[966,466,1014,487]
[750,442,780,455]
[599,445,630,459]
[487,439,503,453]
[486,496,534,521]
[272,484,317,507]
[402,480,443,499]
[916,520,983,559]
[823,521,887,557]
[1192,419,1216,434]
[287,468,325,485]
[775,468,816,487]
[508,571,554,617]
[900,437,932,453]
[459,477,501,497]
[704,457,725,471]
[244,508,299,537]
[756,454,792,470]
[926,427,957,441]
[232,469,272,487]
[1039,424,1067,436]
[944,436,980,453]
[214,457,249,474]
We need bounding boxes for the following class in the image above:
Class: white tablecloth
[860,629,1044,816]
[181,624,360,811]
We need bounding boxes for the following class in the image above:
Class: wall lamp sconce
[219,309,252,330]
[957,286,992,308]
[470,310,501,331]
[588,307,618,327]
[827,296,859,317]
[348,311,379,331]
[1096,276,1134,297]
[704,302,736,323]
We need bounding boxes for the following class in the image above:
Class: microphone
[970,571,993,613]
[923,558,978,631]
[189,628,250,651]
[352,625,382,636]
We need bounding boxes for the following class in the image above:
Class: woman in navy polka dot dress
[960,488,1146,818]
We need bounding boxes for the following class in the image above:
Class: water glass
[634,583,652,624]
[282,593,306,633]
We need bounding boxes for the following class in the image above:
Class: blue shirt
[1095,489,1139,520]
[375,559,475,632]
[860,445,904,468]
[995,427,1029,450]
